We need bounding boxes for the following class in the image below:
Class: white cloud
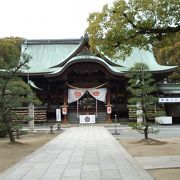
[0,0,114,39]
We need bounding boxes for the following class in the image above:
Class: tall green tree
[127,63,165,139]
[86,0,180,60]
[0,37,36,143]
[153,32,180,82]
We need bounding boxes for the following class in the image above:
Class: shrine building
[19,36,180,124]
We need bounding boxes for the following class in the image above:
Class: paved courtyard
[0,126,153,180]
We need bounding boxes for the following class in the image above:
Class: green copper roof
[22,39,80,73]
[116,47,176,72]
[46,55,127,77]
[21,38,176,75]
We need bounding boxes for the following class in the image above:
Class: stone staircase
[96,112,107,123]
[68,111,107,124]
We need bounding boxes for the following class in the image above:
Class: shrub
[0,123,8,138]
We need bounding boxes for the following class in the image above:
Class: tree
[153,32,180,82]
[127,63,165,139]
[86,0,180,60]
[0,37,37,143]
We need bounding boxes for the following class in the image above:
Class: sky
[0,0,114,39]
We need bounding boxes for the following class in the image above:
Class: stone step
[68,112,107,124]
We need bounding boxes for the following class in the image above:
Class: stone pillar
[28,102,34,131]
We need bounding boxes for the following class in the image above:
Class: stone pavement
[0,126,153,180]
[135,155,180,170]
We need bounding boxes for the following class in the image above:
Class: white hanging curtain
[68,88,107,103]
[68,89,86,103]
[88,88,107,103]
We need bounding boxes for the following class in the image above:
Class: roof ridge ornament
[84,33,89,40]
[81,33,89,42]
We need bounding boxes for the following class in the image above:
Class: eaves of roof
[45,55,127,77]
[156,83,180,94]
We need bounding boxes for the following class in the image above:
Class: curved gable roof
[21,37,176,75]
[46,55,127,77]
[52,37,123,68]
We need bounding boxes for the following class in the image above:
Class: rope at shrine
[65,82,108,89]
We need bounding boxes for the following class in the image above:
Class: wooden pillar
[62,85,68,124]
[106,86,112,123]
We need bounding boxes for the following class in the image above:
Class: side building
[19,36,180,124]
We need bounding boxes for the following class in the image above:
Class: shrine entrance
[79,91,96,112]
[67,85,108,124]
